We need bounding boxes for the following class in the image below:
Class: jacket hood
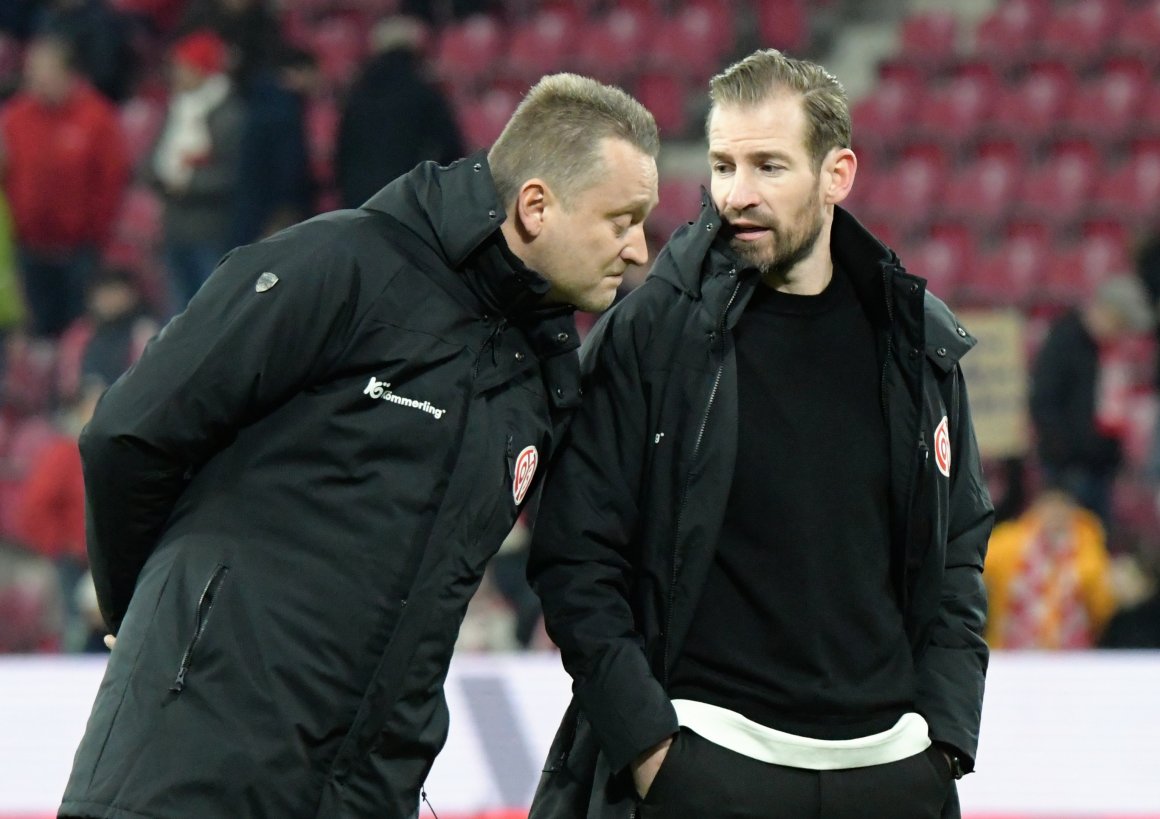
[361,150,505,268]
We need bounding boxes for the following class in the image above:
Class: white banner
[0,652,1158,817]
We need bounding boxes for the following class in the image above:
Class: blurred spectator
[230,44,318,247]
[73,570,109,652]
[455,568,519,652]
[180,0,282,90]
[0,35,127,337]
[489,516,544,648]
[984,486,1117,649]
[148,29,243,311]
[0,542,63,652]
[335,16,463,209]
[1100,553,1160,648]
[0,190,25,335]
[34,0,139,102]
[56,267,157,400]
[1029,275,1155,527]
[15,379,102,649]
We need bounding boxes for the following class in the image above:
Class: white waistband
[671,699,931,770]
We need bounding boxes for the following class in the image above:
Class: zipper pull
[171,668,187,693]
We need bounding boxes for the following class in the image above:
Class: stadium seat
[647,3,735,82]
[457,86,520,152]
[118,95,165,169]
[635,71,690,137]
[650,176,705,244]
[434,14,505,88]
[754,0,809,53]
[504,8,575,83]
[938,152,1022,232]
[975,0,1052,68]
[902,229,976,304]
[862,152,947,232]
[1043,233,1132,306]
[1061,59,1147,143]
[986,62,1076,146]
[1016,141,1101,227]
[896,9,958,69]
[310,14,367,90]
[1112,0,1160,65]
[1092,141,1160,226]
[914,70,996,149]
[850,74,921,156]
[1038,0,1123,67]
[960,229,1049,308]
[575,6,656,84]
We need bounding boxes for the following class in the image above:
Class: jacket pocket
[170,563,229,693]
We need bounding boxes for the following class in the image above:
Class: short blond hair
[488,73,659,209]
[709,49,850,170]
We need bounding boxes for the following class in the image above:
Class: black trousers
[637,728,954,819]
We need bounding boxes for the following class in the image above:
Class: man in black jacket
[529,50,992,819]
[59,73,659,819]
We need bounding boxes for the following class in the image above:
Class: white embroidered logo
[934,415,951,478]
[512,445,539,506]
[363,377,446,420]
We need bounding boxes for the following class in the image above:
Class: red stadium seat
[647,3,734,82]
[434,14,505,87]
[310,15,367,90]
[754,0,808,53]
[1061,59,1147,143]
[1017,140,1101,227]
[975,0,1052,67]
[635,71,690,137]
[914,70,996,148]
[862,153,947,232]
[851,74,921,155]
[457,86,520,151]
[576,6,656,84]
[1038,0,1123,66]
[650,176,705,244]
[897,9,958,68]
[1092,141,1160,224]
[504,9,576,83]
[902,229,976,303]
[961,230,1048,308]
[938,152,1023,231]
[986,61,1076,146]
[1113,0,1160,64]
[1043,234,1132,306]
[118,95,165,168]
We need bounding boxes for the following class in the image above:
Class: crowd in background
[1,0,1160,654]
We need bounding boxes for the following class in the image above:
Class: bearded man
[526,49,993,819]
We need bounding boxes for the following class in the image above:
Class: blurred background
[0,0,1159,816]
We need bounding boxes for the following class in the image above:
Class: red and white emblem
[934,416,951,478]
[512,445,539,506]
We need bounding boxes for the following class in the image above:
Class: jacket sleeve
[528,298,679,774]
[80,236,366,632]
[917,367,994,772]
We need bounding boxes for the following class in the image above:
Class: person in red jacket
[0,35,128,336]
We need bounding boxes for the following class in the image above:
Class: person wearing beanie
[148,28,245,313]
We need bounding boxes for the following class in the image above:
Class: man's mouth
[729,222,772,242]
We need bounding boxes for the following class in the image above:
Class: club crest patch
[513,445,539,506]
[934,416,951,478]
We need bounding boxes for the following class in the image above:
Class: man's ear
[514,179,551,238]
[822,148,857,206]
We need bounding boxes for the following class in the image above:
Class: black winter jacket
[60,154,580,819]
[528,201,993,819]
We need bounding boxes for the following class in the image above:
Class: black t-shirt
[669,267,916,739]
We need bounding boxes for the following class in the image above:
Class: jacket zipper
[663,276,741,685]
[171,564,229,693]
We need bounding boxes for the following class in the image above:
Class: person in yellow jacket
[984,487,1117,649]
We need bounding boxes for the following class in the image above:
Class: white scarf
[153,74,231,189]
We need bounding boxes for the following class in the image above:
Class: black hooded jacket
[527,200,993,819]
[60,154,580,819]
